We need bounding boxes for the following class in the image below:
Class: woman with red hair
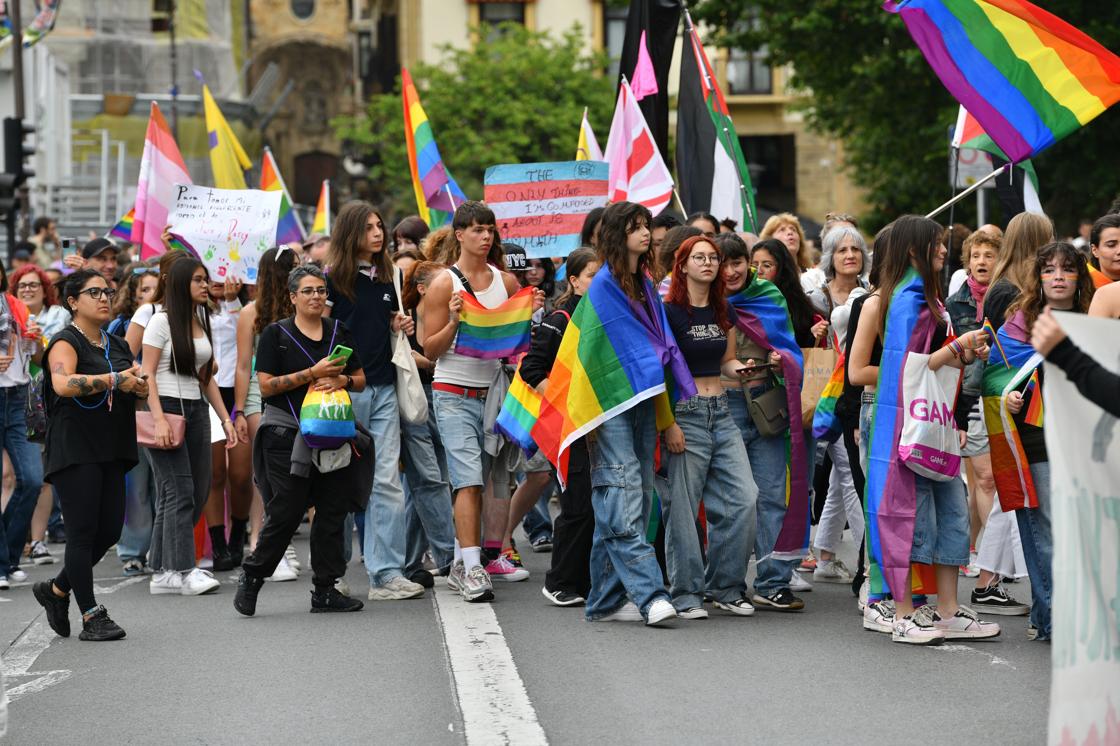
[661,235,758,619]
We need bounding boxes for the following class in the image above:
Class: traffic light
[3,117,35,187]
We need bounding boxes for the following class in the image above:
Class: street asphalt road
[1,527,1050,745]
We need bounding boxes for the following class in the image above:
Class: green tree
[334,24,616,222]
[690,0,1120,232]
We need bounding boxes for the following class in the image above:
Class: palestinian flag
[676,10,758,232]
[952,105,1042,216]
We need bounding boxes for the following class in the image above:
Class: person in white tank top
[422,202,543,602]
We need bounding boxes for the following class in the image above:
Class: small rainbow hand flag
[981,317,1009,368]
[1023,369,1044,427]
[494,367,543,456]
[454,287,535,360]
[108,208,134,241]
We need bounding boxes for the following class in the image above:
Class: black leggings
[51,462,128,612]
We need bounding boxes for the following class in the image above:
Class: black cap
[12,248,31,261]
[82,237,117,260]
[503,242,528,271]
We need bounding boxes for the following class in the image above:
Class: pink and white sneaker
[484,555,529,582]
[932,605,1001,640]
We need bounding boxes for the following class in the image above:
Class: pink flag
[604,77,674,214]
[132,102,192,260]
[630,31,659,101]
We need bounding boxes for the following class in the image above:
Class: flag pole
[445,184,457,212]
[926,163,1009,220]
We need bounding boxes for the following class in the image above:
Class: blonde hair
[759,213,812,271]
[991,212,1054,289]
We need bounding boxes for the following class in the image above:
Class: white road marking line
[928,643,1016,669]
[432,587,548,746]
[93,576,146,595]
[1,621,72,702]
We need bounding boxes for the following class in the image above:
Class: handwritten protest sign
[484,161,609,258]
[168,185,282,283]
[1044,312,1120,745]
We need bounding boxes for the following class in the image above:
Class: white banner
[169,185,281,283]
[1045,311,1120,745]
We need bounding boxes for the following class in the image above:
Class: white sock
[454,540,462,563]
[462,546,482,571]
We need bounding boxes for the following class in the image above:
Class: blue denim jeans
[726,386,799,594]
[351,384,409,586]
[585,399,670,621]
[116,447,156,562]
[1017,462,1052,640]
[0,385,44,574]
[402,387,455,575]
[432,389,491,493]
[664,394,757,609]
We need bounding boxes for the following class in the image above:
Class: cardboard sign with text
[169,185,281,283]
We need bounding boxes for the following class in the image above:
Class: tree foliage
[690,0,1120,232]
[334,24,616,222]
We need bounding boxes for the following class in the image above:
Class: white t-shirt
[210,302,240,388]
[142,311,212,400]
[948,268,968,297]
[131,302,159,330]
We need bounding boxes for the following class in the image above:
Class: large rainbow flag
[260,146,306,246]
[885,0,1120,163]
[455,286,535,360]
[982,310,1044,511]
[132,102,192,260]
[727,271,809,558]
[402,67,467,228]
[530,268,695,484]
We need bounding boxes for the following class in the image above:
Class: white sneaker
[645,599,678,627]
[0,575,9,590]
[9,569,28,583]
[858,577,869,612]
[181,568,220,595]
[149,570,183,595]
[713,596,756,616]
[677,606,709,620]
[335,578,351,597]
[813,559,854,584]
[267,557,298,582]
[863,599,895,633]
[891,605,945,645]
[284,545,301,572]
[789,570,813,592]
[932,605,1001,639]
[368,576,425,601]
[598,601,642,622]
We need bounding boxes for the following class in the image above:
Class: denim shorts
[961,409,989,458]
[910,474,970,566]
[243,374,262,417]
[432,389,489,492]
[523,447,552,473]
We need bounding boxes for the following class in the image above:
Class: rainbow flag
[167,232,197,256]
[727,271,809,558]
[202,83,252,190]
[132,102,192,260]
[402,67,467,228]
[454,286,535,360]
[531,268,696,484]
[311,180,330,235]
[811,347,846,442]
[885,0,1120,163]
[260,146,306,246]
[1023,369,1044,427]
[108,208,134,241]
[982,310,1043,511]
[494,368,543,456]
[981,316,1009,368]
[1088,263,1114,288]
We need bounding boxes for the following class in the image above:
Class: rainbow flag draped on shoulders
[885,0,1120,163]
[982,310,1044,511]
[454,286,535,360]
[727,271,808,559]
[530,268,696,485]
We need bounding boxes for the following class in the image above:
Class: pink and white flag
[132,102,192,260]
[603,77,674,215]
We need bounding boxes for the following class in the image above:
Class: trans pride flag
[402,68,467,228]
[132,102,192,260]
[454,287,535,360]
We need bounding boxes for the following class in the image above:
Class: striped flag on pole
[132,102,192,260]
[603,77,674,215]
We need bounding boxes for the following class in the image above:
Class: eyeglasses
[690,254,722,265]
[131,267,159,276]
[15,281,42,291]
[78,287,117,301]
[296,287,329,297]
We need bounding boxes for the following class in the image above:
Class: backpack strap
[449,265,477,300]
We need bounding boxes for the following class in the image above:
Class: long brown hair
[666,235,732,331]
[152,250,190,306]
[1006,241,1094,327]
[991,212,1053,289]
[596,201,654,300]
[555,248,599,307]
[254,247,298,333]
[874,215,945,333]
[401,260,446,313]
[326,201,392,300]
[163,257,213,386]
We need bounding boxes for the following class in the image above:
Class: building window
[479,2,525,26]
[291,0,315,20]
[741,134,796,212]
[151,0,171,32]
[727,46,771,95]
[603,4,628,79]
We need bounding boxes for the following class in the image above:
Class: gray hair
[287,264,326,293]
[820,226,869,280]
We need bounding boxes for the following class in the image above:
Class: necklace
[71,322,104,348]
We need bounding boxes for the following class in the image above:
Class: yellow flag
[576,107,602,161]
[202,84,252,189]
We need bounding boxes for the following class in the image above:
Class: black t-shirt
[43,326,139,481]
[327,269,397,386]
[255,317,362,412]
[664,302,730,379]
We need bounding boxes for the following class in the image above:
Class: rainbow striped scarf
[982,311,1044,511]
[530,268,695,484]
[454,286,535,360]
[727,271,808,559]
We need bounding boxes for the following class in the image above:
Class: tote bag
[799,347,837,429]
[391,267,429,425]
[898,352,963,481]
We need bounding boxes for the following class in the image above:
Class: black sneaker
[33,581,71,638]
[211,547,235,573]
[234,572,265,617]
[79,606,126,641]
[751,588,805,612]
[971,582,1030,616]
[530,535,553,553]
[227,542,244,568]
[541,586,585,607]
[408,568,435,589]
[311,587,364,613]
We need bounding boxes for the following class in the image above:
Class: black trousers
[544,439,594,597]
[242,426,350,588]
[842,424,867,591]
[52,461,128,611]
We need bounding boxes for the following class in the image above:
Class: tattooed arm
[256,368,315,397]
[48,341,112,398]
